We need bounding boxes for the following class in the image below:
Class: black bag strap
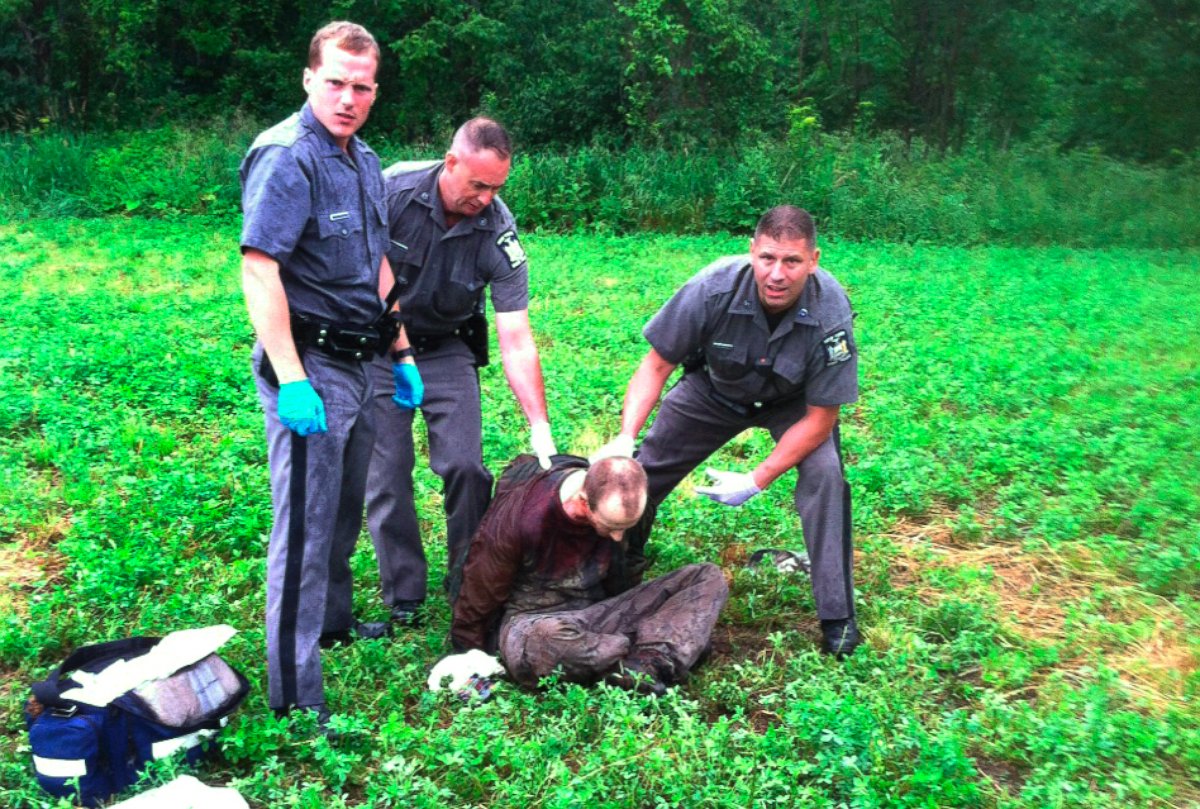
[31,637,161,709]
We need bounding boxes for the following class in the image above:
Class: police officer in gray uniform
[366,118,556,621]
[240,21,422,724]
[595,205,862,657]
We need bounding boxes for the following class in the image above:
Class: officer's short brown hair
[755,205,817,246]
[453,117,513,161]
[584,457,647,524]
[308,21,381,69]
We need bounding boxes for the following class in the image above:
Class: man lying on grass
[446,454,727,696]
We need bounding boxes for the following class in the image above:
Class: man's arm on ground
[750,403,841,489]
[495,309,549,424]
[241,248,305,383]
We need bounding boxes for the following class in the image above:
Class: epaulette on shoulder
[383,159,441,185]
[249,113,304,151]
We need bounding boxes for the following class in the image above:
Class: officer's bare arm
[377,256,414,360]
[241,248,307,384]
[619,348,678,440]
[495,309,549,424]
[751,403,840,489]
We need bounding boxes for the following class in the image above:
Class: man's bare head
[582,457,648,541]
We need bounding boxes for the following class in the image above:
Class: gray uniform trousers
[365,339,493,605]
[499,562,728,688]
[637,373,855,621]
[253,346,376,710]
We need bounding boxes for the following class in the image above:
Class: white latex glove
[695,467,762,507]
[530,421,558,470]
[427,650,505,692]
[590,434,635,462]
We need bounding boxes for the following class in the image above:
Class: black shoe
[319,619,394,649]
[605,652,670,697]
[390,599,424,629]
[820,617,862,659]
[274,703,336,739]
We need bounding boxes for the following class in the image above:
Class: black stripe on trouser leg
[832,424,855,618]
[280,432,308,708]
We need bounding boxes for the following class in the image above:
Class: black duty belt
[291,313,394,361]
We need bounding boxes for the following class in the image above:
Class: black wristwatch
[391,346,416,362]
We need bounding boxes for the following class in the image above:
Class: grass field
[0,217,1198,807]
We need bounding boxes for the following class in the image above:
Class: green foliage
[1,220,1198,806]
[2,0,1199,159]
[10,124,1199,248]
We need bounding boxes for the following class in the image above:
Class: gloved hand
[277,380,327,436]
[695,467,762,507]
[427,649,505,692]
[590,434,635,462]
[392,362,424,410]
[530,421,558,469]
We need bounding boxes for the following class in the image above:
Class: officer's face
[303,43,378,151]
[439,148,511,218]
[749,234,820,314]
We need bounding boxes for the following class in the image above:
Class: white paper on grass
[427,649,505,692]
[60,625,237,707]
[109,775,249,809]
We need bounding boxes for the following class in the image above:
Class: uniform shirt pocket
[705,342,750,383]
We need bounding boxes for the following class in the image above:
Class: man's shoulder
[486,195,519,232]
[249,112,308,153]
[809,268,854,325]
[687,255,751,297]
[384,160,442,189]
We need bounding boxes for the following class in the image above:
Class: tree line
[2,0,1197,160]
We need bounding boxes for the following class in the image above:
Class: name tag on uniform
[329,211,351,221]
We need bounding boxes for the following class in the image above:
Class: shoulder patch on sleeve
[822,330,853,366]
[496,229,527,269]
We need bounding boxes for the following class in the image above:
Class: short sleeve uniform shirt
[644,256,858,408]
[382,161,529,336]
[239,102,389,325]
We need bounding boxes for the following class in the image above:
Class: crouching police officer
[596,205,862,658]
[239,21,423,727]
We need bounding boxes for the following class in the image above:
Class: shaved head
[583,457,648,529]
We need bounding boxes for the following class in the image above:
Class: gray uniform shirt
[644,256,859,407]
[240,102,389,325]
[382,161,529,336]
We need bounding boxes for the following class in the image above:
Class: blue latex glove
[277,380,327,436]
[392,362,425,410]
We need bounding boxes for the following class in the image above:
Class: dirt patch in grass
[0,515,69,619]
[885,506,1198,712]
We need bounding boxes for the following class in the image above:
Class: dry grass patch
[884,506,1197,712]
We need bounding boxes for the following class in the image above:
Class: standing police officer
[240,21,423,725]
[595,206,862,657]
[366,118,556,621]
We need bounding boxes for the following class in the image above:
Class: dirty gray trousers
[254,346,376,710]
[637,373,855,621]
[365,340,493,605]
[498,562,728,688]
